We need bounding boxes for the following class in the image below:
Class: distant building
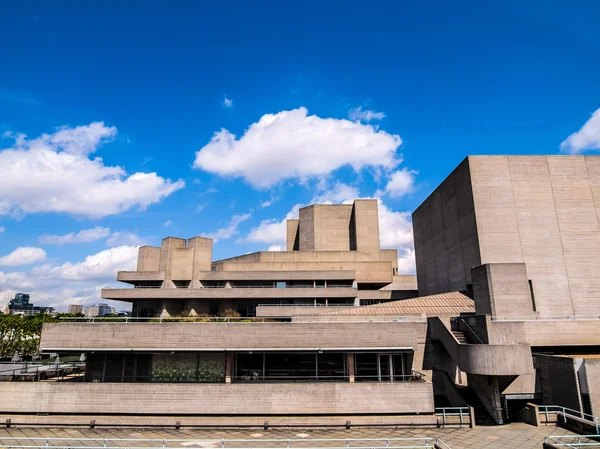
[68,304,83,315]
[8,293,54,315]
[83,303,113,317]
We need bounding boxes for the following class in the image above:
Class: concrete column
[225,353,234,383]
[347,353,355,382]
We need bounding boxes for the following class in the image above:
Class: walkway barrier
[434,407,473,428]
[539,405,600,434]
[543,435,599,447]
[0,436,452,449]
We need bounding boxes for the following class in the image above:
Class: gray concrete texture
[0,381,434,415]
[39,321,422,352]
[414,155,600,316]
[0,423,586,449]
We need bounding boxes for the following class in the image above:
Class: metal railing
[491,315,600,322]
[257,304,354,307]
[543,435,599,447]
[56,316,428,323]
[232,372,426,383]
[0,361,84,380]
[451,318,484,344]
[539,405,600,433]
[0,437,451,449]
[132,285,355,289]
[435,407,471,427]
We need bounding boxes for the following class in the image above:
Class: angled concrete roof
[326,291,475,316]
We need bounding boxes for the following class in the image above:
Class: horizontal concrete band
[101,287,359,300]
[40,322,423,351]
[117,270,358,282]
[0,382,435,415]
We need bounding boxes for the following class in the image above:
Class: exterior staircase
[452,330,468,344]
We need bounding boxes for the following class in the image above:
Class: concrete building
[3,156,600,427]
[68,304,83,315]
[83,303,113,317]
[7,293,54,315]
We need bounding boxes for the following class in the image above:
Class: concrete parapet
[0,381,435,415]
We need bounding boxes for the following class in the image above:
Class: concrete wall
[286,219,299,251]
[535,354,583,411]
[471,263,534,316]
[0,381,435,415]
[413,158,480,296]
[414,156,600,316]
[583,359,600,416]
[40,322,421,352]
[353,199,381,254]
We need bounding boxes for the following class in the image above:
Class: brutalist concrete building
[3,155,600,426]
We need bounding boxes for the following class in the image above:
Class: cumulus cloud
[48,245,138,281]
[378,200,413,248]
[106,231,146,247]
[245,204,302,244]
[0,246,138,311]
[0,122,185,218]
[0,247,47,267]
[348,106,385,122]
[260,197,279,208]
[202,213,251,242]
[39,226,111,245]
[267,245,283,251]
[397,248,416,274]
[377,168,418,198]
[193,107,402,188]
[311,182,359,204]
[223,97,234,108]
[560,108,600,154]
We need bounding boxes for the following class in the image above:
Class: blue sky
[1,0,599,311]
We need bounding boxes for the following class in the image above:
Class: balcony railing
[0,436,452,449]
[491,315,600,322]
[132,285,354,289]
[55,316,426,323]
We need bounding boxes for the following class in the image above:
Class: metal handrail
[0,437,449,449]
[538,405,600,433]
[455,318,484,344]
[435,407,471,426]
[56,316,428,323]
[544,435,599,447]
[491,315,600,322]
[132,285,355,289]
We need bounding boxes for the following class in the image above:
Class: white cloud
[39,226,111,245]
[377,168,418,198]
[311,182,359,204]
[202,213,251,242]
[0,246,139,311]
[193,107,402,188]
[348,106,386,122]
[560,108,600,154]
[0,247,47,267]
[0,226,4,232]
[223,97,234,108]
[0,122,185,218]
[267,245,283,251]
[260,197,279,208]
[245,204,302,244]
[106,231,146,247]
[164,220,172,227]
[397,248,416,274]
[196,203,208,213]
[48,245,138,282]
[378,200,413,248]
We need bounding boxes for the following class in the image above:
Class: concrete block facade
[414,155,600,317]
[0,382,434,416]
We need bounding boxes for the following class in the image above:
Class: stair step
[452,331,468,344]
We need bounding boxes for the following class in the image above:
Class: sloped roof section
[327,291,474,316]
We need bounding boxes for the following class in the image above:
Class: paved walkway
[0,424,594,449]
